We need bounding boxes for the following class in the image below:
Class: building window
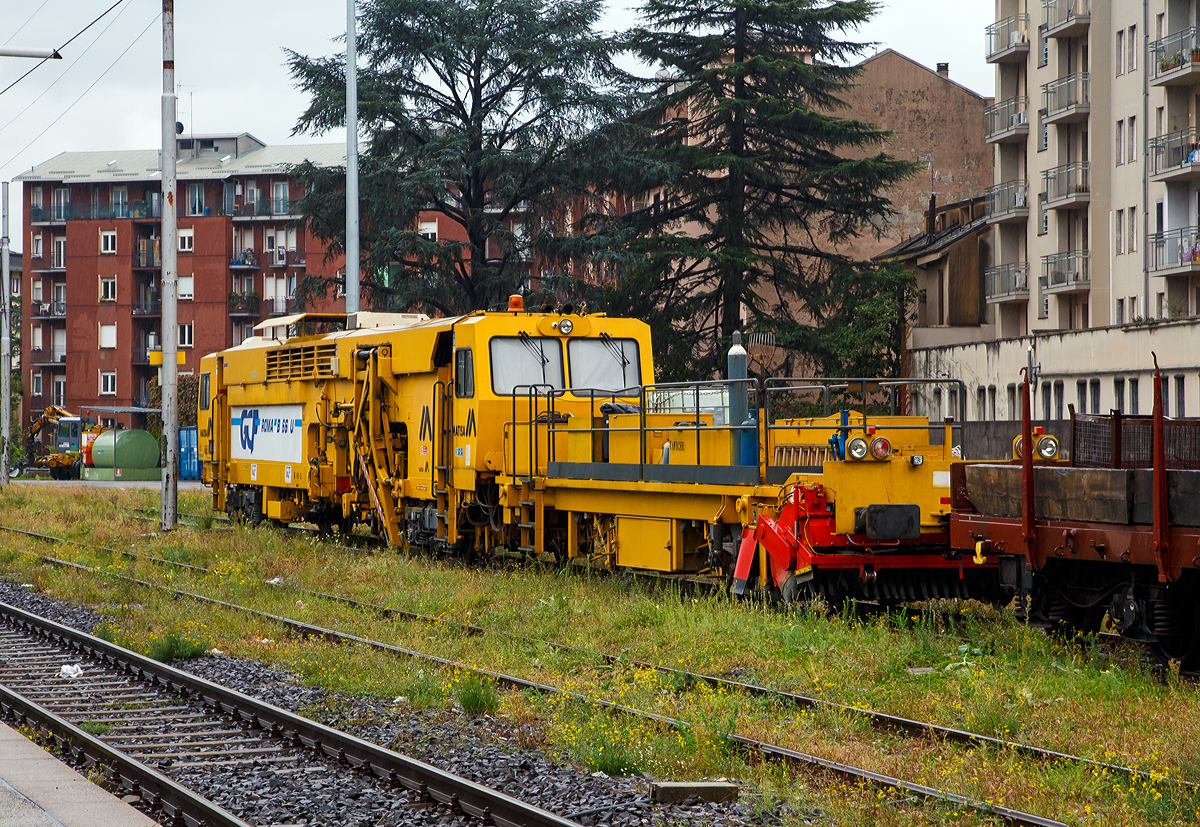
[53,376,65,406]
[32,279,41,303]
[1053,381,1064,420]
[1040,207,1049,235]
[1130,377,1140,414]
[988,385,997,421]
[52,236,65,269]
[31,233,42,259]
[179,323,193,348]
[272,181,289,215]
[1042,382,1052,420]
[1007,384,1017,420]
[1039,277,1049,319]
[31,372,42,397]
[1128,117,1136,164]
[1090,379,1101,414]
[1115,209,1123,254]
[100,230,117,254]
[1077,380,1087,413]
[1116,29,1124,76]
[31,186,42,209]
[1116,298,1124,324]
[1162,377,1170,417]
[179,275,194,300]
[1129,25,1136,73]
[179,228,194,252]
[112,186,128,218]
[1039,117,1049,152]
[418,220,438,241]
[100,371,116,396]
[1175,375,1186,418]
[187,183,204,216]
[1039,26,1048,67]
[1128,207,1136,252]
[99,323,116,349]
[1129,295,1138,319]
[101,276,116,302]
[1114,378,1125,413]
[52,187,69,221]
[1157,291,1165,319]
[976,386,986,421]
[1116,119,1123,165]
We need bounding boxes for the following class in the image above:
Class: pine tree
[286,0,637,314]
[622,0,918,378]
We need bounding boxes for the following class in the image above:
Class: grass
[78,720,112,735]
[0,485,1198,825]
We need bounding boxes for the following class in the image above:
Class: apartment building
[18,133,348,427]
[908,0,1200,423]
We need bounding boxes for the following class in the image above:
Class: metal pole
[345,0,360,315]
[1,182,10,487]
[160,1,178,531]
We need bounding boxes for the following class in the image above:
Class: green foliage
[145,374,200,436]
[79,720,112,736]
[286,0,639,315]
[145,629,210,663]
[454,674,500,715]
[609,0,917,378]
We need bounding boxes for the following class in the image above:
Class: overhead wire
[3,0,52,47]
[0,11,159,174]
[0,0,129,99]
[0,0,135,137]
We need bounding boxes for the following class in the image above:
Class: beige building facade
[910,0,1200,422]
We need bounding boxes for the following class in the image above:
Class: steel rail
[0,683,254,827]
[7,521,1177,790]
[0,601,581,827]
[3,539,1066,826]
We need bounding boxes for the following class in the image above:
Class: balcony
[267,248,290,267]
[1042,162,1090,209]
[1149,129,1200,183]
[131,345,158,365]
[1042,0,1089,38]
[985,262,1031,304]
[1042,250,1090,293]
[1150,226,1200,277]
[133,239,161,268]
[230,250,260,269]
[1041,73,1090,124]
[133,296,161,316]
[266,296,298,316]
[229,293,261,316]
[30,206,69,224]
[231,199,301,220]
[31,348,66,366]
[287,249,306,267]
[1151,29,1200,87]
[30,255,65,273]
[31,301,66,319]
[986,14,1029,63]
[985,97,1029,143]
[985,180,1030,224]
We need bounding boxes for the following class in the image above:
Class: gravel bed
[0,579,791,826]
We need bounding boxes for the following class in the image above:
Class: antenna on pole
[345,0,360,315]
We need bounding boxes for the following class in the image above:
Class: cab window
[454,349,474,398]
[489,335,564,395]
[199,372,210,410]
[568,336,640,394]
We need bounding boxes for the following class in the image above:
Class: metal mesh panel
[1071,412,1200,469]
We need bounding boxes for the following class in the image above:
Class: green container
[90,429,160,469]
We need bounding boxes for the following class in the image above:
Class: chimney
[937,62,949,78]
[926,194,937,241]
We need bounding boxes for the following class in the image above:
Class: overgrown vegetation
[1,486,1198,825]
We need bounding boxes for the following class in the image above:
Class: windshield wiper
[518,331,550,381]
[599,332,630,380]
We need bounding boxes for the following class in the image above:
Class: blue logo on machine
[237,409,259,452]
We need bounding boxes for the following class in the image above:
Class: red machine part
[732,484,992,596]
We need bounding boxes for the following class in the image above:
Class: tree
[286,0,638,315]
[622,0,918,378]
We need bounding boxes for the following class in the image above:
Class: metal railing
[1042,162,1090,202]
[1150,226,1200,272]
[1041,73,1089,118]
[985,180,1030,217]
[984,96,1029,138]
[134,239,161,268]
[229,294,261,315]
[268,248,289,267]
[1042,0,1089,30]
[1151,28,1199,79]
[985,262,1030,300]
[267,296,297,315]
[986,14,1029,59]
[1149,128,1200,176]
[230,250,259,268]
[32,301,66,318]
[287,249,306,267]
[131,344,159,363]
[1042,250,1090,290]
[133,296,161,315]
[230,199,301,218]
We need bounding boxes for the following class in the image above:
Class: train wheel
[1151,589,1200,669]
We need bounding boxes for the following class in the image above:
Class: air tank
[89,429,160,469]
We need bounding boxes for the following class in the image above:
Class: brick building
[17,133,347,428]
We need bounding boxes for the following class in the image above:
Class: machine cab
[55,417,92,451]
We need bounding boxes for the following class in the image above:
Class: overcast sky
[0,0,992,253]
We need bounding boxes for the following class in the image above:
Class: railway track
[0,525,1076,826]
[0,600,584,827]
